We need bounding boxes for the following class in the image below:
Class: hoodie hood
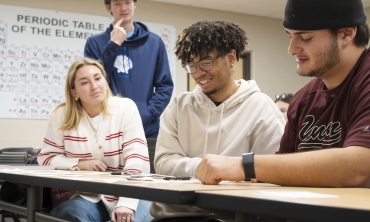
[194,79,260,112]
[105,21,149,42]
[192,79,261,156]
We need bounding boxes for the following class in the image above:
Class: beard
[204,88,217,96]
[298,37,340,78]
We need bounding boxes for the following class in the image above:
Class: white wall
[0,0,368,149]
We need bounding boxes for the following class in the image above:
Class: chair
[147,138,157,174]
[0,147,33,222]
[0,147,35,165]
[0,147,51,222]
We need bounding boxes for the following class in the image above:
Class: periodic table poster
[0,4,176,119]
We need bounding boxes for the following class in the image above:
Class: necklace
[84,110,103,142]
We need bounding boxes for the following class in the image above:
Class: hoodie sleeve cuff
[116,197,139,211]
[108,40,120,47]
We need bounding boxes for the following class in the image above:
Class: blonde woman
[38,58,152,222]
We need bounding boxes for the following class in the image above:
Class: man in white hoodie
[150,20,286,221]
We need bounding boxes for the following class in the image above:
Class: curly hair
[175,20,248,66]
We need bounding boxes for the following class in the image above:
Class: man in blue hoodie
[84,0,174,138]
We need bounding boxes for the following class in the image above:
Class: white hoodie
[151,79,285,219]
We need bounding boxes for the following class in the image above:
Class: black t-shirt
[214,102,222,106]
[278,48,370,153]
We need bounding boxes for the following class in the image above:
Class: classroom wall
[1,0,368,149]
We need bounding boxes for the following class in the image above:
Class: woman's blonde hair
[55,58,113,131]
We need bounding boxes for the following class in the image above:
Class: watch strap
[242,152,256,179]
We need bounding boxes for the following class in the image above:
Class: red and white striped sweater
[38,97,150,213]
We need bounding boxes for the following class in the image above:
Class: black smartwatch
[242,152,256,179]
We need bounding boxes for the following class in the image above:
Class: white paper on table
[151,179,201,184]
[219,180,237,184]
[102,178,127,183]
[0,169,34,174]
[253,191,339,199]
[127,177,154,181]
[86,172,111,175]
[67,177,96,181]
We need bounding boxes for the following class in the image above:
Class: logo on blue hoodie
[114,54,133,78]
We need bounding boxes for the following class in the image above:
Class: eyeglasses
[275,94,287,100]
[183,55,222,74]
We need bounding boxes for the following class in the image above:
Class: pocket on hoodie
[135,101,154,127]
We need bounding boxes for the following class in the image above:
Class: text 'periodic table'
[0,4,176,120]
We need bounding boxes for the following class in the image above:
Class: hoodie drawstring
[215,103,224,154]
[125,42,133,82]
[203,103,211,157]
[203,103,224,156]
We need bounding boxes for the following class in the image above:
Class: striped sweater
[38,96,150,213]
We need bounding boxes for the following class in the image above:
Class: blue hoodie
[84,21,174,138]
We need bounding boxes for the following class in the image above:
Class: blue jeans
[50,196,153,222]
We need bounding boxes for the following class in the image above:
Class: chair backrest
[0,147,34,153]
[147,138,157,174]
[0,147,35,165]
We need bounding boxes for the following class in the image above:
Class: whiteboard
[0,4,176,119]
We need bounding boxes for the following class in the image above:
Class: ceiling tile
[231,6,274,18]
[239,0,286,13]
[191,1,238,11]
[146,0,370,20]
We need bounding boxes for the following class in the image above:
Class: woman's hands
[77,159,107,171]
[77,160,135,221]
[111,206,135,222]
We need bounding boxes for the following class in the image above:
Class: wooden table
[3,169,369,222]
[195,187,370,222]
[0,170,279,221]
